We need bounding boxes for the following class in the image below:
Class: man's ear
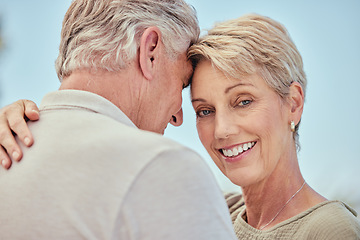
[288,81,305,125]
[139,27,161,81]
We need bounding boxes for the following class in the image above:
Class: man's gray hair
[56,0,199,81]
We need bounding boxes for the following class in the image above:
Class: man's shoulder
[74,113,202,167]
[104,122,192,154]
[38,102,189,152]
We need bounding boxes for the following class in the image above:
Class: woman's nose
[214,112,237,139]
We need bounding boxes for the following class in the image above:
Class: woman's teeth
[221,142,255,157]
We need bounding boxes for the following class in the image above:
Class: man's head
[56,0,200,134]
[56,0,199,80]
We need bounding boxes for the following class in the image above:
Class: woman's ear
[139,27,161,81]
[288,81,305,125]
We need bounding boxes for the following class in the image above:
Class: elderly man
[0,0,236,239]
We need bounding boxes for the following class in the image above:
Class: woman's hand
[0,100,39,169]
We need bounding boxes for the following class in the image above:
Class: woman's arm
[0,100,39,169]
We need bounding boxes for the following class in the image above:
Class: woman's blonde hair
[188,14,307,149]
[55,0,199,81]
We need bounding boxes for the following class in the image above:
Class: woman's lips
[219,141,256,159]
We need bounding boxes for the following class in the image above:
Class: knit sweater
[226,193,360,239]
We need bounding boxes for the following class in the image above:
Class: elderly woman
[187,14,360,238]
[0,13,359,239]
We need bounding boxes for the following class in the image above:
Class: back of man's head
[55,0,200,81]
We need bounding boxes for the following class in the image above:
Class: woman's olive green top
[226,193,360,239]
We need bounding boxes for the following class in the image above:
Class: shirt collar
[40,89,136,128]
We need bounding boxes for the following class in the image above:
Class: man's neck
[59,68,143,126]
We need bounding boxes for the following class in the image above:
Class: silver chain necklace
[259,181,306,230]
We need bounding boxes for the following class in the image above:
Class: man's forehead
[183,62,193,87]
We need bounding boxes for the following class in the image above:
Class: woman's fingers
[0,99,39,168]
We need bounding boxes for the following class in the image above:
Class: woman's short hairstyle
[55,0,199,81]
[188,14,307,149]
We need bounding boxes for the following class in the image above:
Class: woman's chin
[224,167,263,188]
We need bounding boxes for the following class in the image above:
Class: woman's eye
[197,109,212,117]
[238,99,252,107]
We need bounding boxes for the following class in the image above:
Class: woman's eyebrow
[191,82,254,103]
[225,82,253,94]
[191,98,206,103]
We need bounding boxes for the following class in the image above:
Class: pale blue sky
[1,0,359,212]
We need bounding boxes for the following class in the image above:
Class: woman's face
[191,60,294,187]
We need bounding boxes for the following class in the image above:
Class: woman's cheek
[197,123,210,148]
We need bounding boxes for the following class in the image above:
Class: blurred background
[0,0,359,213]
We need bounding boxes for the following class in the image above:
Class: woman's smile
[220,141,256,158]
